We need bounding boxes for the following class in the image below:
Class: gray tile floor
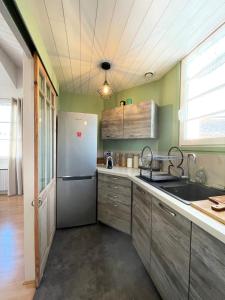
[34,223,161,300]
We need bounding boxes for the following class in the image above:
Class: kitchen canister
[121,153,127,167]
[127,154,133,168]
[133,155,139,169]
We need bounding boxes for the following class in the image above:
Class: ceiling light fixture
[144,72,154,80]
[98,62,113,99]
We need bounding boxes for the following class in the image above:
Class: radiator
[0,169,8,193]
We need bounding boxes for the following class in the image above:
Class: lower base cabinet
[151,197,191,300]
[98,173,131,234]
[132,183,151,274]
[190,224,225,300]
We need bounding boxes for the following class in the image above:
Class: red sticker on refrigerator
[76,131,82,138]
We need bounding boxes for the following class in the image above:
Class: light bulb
[103,84,109,95]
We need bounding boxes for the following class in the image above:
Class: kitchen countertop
[97,165,225,245]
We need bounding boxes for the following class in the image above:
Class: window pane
[46,102,51,184]
[187,85,225,119]
[51,108,54,179]
[186,112,225,140]
[187,61,225,100]
[0,103,11,122]
[0,140,9,157]
[39,72,45,92]
[181,23,225,145]
[46,85,50,101]
[38,94,45,192]
[0,123,10,139]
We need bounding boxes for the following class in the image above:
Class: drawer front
[98,181,131,205]
[98,202,131,234]
[98,173,131,188]
[151,197,191,300]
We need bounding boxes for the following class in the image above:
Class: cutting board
[192,199,225,225]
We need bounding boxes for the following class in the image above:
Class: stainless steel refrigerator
[57,112,97,228]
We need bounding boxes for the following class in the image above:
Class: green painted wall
[14,0,59,92]
[58,92,104,156]
[158,63,181,152]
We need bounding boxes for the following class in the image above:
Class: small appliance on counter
[138,146,184,182]
[104,151,113,169]
[106,156,113,169]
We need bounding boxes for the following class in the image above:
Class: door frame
[34,54,56,285]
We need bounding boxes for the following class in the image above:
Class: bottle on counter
[127,153,133,168]
[121,153,127,167]
[133,154,139,169]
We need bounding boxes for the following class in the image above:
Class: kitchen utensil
[192,200,225,225]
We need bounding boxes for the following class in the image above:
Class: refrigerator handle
[61,176,94,181]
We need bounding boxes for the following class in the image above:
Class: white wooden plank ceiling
[27,0,225,95]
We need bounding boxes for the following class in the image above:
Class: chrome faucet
[187,153,196,181]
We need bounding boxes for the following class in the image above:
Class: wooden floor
[0,195,35,300]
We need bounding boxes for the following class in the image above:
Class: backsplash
[163,152,225,189]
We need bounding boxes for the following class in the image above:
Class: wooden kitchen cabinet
[101,101,158,140]
[132,183,151,274]
[98,173,131,234]
[189,224,225,300]
[151,197,191,300]
[123,101,158,139]
[101,106,123,139]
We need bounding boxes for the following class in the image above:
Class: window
[180,24,225,146]
[38,71,56,193]
[0,100,11,158]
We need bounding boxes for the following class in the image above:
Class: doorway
[0,6,35,299]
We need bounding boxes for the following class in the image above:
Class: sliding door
[34,54,56,284]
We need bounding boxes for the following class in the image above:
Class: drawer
[98,202,131,234]
[133,184,151,209]
[98,181,131,205]
[98,173,131,188]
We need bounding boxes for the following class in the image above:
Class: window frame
[179,25,225,148]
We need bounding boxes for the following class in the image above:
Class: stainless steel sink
[158,182,224,205]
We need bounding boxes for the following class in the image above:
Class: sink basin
[159,183,225,204]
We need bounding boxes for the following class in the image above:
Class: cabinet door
[124,101,157,138]
[132,184,151,274]
[190,224,225,300]
[102,107,123,139]
[151,198,191,300]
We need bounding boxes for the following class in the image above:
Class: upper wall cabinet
[101,101,158,140]
[124,101,157,139]
[102,107,123,139]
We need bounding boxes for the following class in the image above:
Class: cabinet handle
[112,195,118,198]
[136,186,145,194]
[113,203,118,207]
[113,186,119,189]
[158,202,176,217]
[113,177,118,180]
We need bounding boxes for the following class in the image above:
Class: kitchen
[1,0,225,300]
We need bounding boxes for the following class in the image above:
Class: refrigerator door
[57,176,96,228]
[57,112,97,177]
